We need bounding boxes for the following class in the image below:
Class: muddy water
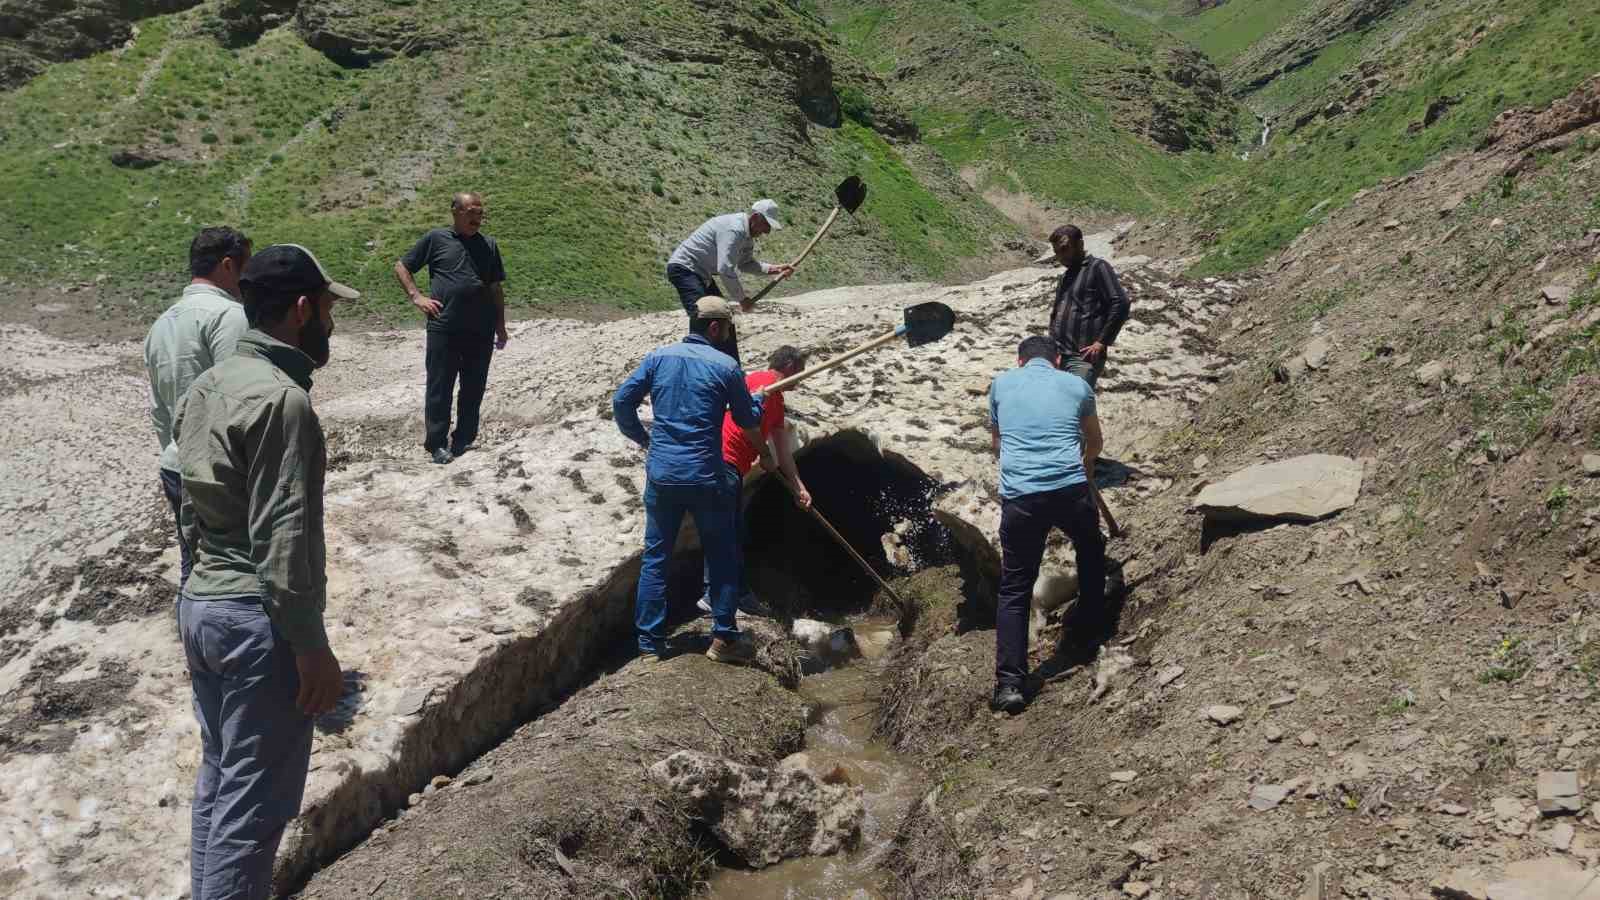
[705,620,918,900]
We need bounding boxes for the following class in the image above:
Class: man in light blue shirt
[143,227,252,588]
[613,298,770,665]
[987,335,1105,714]
[665,200,794,365]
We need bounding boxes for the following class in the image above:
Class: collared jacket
[666,213,774,304]
[143,283,250,471]
[613,334,763,487]
[173,330,329,650]
[1048,254,1131,354]
[989,358,1097,500]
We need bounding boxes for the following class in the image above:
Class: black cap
[239,244,360,300]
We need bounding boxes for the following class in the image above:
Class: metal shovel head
[835,175,867,214]
[903,301,956,348]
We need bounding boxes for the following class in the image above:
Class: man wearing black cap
[395,192,509,465]
[170,244,356,900]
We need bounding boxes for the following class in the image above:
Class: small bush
[466,142,479,152]
[838,85,874,126]
[649,178,665,197]
[200,132,219,144]
[161,131,177,144]
[361,165,378,177]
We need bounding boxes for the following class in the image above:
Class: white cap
[751,198,784,230]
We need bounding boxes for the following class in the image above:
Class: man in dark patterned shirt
[1046,224,1131,386]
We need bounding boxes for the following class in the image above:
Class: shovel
[746,176,868,306]
[775,472,905,608]
[762,301,956,394]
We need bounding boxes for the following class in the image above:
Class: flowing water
[704,619,921,900]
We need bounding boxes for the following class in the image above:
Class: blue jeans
[702,464,751,601]
[637,470,741,653]
[179,599,314,900]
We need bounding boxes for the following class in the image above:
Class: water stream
[704,618,919,900]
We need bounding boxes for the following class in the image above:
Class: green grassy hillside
[0,0,1019,325]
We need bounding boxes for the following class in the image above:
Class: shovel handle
[762,328,901,394]
[777,473,905,607]
[745,205,843,306]
[1089,481,1121,538]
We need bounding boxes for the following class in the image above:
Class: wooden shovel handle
[777,473,905,607]
[746,205,843,305]
[1089,481,1121,537]
[762,329,901,394]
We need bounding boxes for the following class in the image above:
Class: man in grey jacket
[144,227,252,589]
[172,243,356,900]
[666,199,794,365]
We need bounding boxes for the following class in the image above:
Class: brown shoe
[706,636,755,665]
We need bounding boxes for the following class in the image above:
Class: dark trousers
[424,329,494,452]
[180,599,313,900]
[995,483,1106,690]
[160,467,193,590]
[1057,349,1105,387]
[667,263,739,365]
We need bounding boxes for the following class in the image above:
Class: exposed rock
[1416,360,1447,384]
[1301,335,1332,370]
[1300,861,1335,900]
[1265,724,1285,742]
[1298,730,1320,748]
[1204,704,1244,725]
[0,0,203,90]
[1540,822,1576,851]
[1488,856,1600,898]
[1196,455,1363,523]
[296,0,453,67]
[1536,770,1582,816]
[1484,74,1600,152]
[1156,664,1185,687]
[1109,770,1138,783]
[1431,867,1490,899]
[1582,454,1600,477]
[649,749,864,868]
[1249,783,1291,811]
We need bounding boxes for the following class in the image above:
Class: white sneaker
[696,596,713,616]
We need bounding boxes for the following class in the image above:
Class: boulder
[1196,455,1363,524]
[649,750,864,868]
[1536,770,1582,815]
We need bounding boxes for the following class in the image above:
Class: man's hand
[758,452,777,473]
[294,646,343,717]
[1081,341,1107,362]
[792,483,812,509]
[412,294,443,317]
[770,264,796,278]
[495,327,509,351]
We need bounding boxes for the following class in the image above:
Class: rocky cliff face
[0,0,201,88]
[1228,0,1411,94]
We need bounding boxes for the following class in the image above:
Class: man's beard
[300,315,332,368]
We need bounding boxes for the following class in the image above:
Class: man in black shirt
[395,192,509,464]
[1046,224,1131,386]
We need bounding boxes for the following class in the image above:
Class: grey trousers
[179,599,313,900]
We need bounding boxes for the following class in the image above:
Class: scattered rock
[1123,882,1151,898]
[1540,822,1576,851]
[1438,803,1469,816]
[1195,455,1363,524]
[1298,730,1320,748]
[1382,219,1402,230]
[392,687,433,717]
[649,750,864,868]
[1203,704,1244,725]
[1157,665,1185,687]
[1128,841,1161,863]
[1416,360,1447,384]
[1301,335,1332,370]
[1300,861,1335,900]
[1541,284,1573,305]
[1268,693,1297,708]
[461,769,493,786]
[1249,783,1292,811]
[1109,770,1138,783]
[1582,454,1600,477]
[1430,867,1490,899]
[1488,856,1600,898]
[1265,725,1285,743]
[1537,770,1582,815]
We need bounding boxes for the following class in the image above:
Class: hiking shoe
[989,685,1026,715]
[706,636,756,665]
[430,447,454,465]
[450,442,474,457]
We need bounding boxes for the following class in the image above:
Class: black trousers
[995,483,1106,690]
[667,263,739,365]
[424,329,494,452]
[160,467,193,590]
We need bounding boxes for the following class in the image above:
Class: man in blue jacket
[988,335,1105,714]
[613,298,771,664]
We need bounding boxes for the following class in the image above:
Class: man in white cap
[665,199,794,365]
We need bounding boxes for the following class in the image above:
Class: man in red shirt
[698,345,812,617]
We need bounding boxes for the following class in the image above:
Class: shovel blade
[835,175,867,214]
[903,301,956,348]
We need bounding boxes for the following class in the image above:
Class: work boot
[706,635,756,665]
[430,447,454,465]
[450,442,474,457]
[989,684,1026,715]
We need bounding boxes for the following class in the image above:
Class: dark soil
[0,646,140,758]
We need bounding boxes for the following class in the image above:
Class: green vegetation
[1478,634,1533,684]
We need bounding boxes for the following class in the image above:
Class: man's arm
[491,282,508,346]
[772,422,810,507]
[988,381,1002,458]
[1081,414,1104,479]
[714,227,750,305]
[611,358,654,449]
[991,423,1001,459]
[243,389,342,714]
[395,234,442,317]
[1096,261,1132,346]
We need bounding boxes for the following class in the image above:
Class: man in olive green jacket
[171,243,357,900]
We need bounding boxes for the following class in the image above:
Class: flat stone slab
[1536,770,1582,815]
[1196,454,1363,523]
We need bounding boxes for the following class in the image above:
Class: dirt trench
[292,430,1001,898]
